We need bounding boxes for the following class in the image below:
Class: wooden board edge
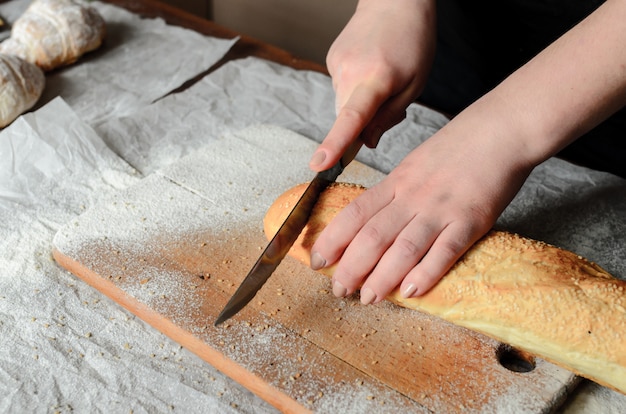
[52,247,312,414]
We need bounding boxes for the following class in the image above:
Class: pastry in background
[0,0,106,71]
[0,53,45,127]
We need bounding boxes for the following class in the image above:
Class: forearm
[450,0,626,170]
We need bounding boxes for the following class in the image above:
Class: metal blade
[214,161,344,326]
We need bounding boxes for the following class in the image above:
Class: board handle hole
[497,344,536,373]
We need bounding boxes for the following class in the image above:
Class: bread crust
[264,182,626,395]
[0,0,106,71]
[0,54,45,127]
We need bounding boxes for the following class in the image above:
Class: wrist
[440,94,543,179]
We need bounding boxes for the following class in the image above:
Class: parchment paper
[97,56,449,175]
[0,1,624,413]
[0,98,274,414]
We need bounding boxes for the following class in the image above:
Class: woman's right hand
[309,0,437,172]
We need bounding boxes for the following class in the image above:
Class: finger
[399,223,481,297]
[332,199,416,298]
[310,184,393,285]
[361,77,423,148]
[359,216,440,304]
[360,108,406,149]
[310,82,392,172]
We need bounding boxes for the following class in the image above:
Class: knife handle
[318,139,363,183]
[340,139,363,169]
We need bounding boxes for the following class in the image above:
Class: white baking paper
[97,56,449,175]
[0,97,276,414]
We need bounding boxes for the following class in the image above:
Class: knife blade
[214,141,362,326]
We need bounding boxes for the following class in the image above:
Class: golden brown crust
[264,182,365,274]
[0,0,106,71]
[0,54,45,127]
[264,182,626,395]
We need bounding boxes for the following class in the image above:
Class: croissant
[0,53,45,127]
[264,182,626,395]
[0,0,106,71]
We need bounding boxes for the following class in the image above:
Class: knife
[214,140,362,326]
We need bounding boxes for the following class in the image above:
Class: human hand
[309,0,436,171]
[309,0,626,304]
[310,115,535,304]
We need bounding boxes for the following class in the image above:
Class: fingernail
[332,279,348,297]
[360,287,377,305]
[401,283,418,299]
[310,252,326,270]
[309,150,326,168]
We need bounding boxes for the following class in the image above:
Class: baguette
[263,182,626,395]
[0,0,106,71]
[0,53,45,127]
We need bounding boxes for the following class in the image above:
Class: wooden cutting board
[52,125,578,413]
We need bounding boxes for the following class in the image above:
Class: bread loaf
[0,0,106,71]
[263,182,626,395]
[0,54,45,127]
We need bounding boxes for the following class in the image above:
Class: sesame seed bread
[263,182,626,395]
